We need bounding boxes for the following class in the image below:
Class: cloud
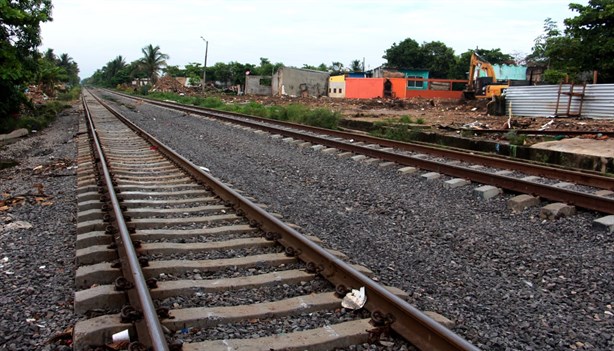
[40,0,587,78]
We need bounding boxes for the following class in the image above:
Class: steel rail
[109,90,614,190]
[103,90,614,214]
[82,95,170,351]
[89,89,480,351]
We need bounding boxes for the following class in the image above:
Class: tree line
[84,53,366,88]
[1,0,80,118]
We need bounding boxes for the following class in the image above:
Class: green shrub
[370,125,419,142]
[399,115,413,123]
[139,84,151,95]
[267,106,288,121]
[284,104,309,122]
[237,102,268,117]
[199,96,224,108]
[543,69,568,84]
[0,101,65,133]
[416,118,425,124]
[57,86,82,101]
[505,130,526,146]
[303,108,339,129]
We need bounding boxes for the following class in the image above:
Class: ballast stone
[508,194,540,212]
[539,202,576,220]
[593,215,614,233]
[494,170,513,176]
[474,185,501,199]
[423,311,455,329]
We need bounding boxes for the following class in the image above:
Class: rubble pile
[24,85,48,104]
[151,76,189,94]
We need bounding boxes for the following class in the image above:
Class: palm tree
[100,56,127,87]
[43,48,56,63]
[58,53,72,68]
[350,59,363,72]
[58,53,80,85]
[138,44,169,83]
[104,56,126,78]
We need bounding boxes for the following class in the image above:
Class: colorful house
[370,67,430,90]
[328,75,346,98]
[330,67,466,100]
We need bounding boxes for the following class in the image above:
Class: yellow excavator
[463,52,508,99]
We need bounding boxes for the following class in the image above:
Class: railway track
[74,90,479,350]
[102,89,614,216]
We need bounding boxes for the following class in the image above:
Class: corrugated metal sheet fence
[506,84,614,119]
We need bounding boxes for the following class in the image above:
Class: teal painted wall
[478,65,527,80]
[399,69,429,90]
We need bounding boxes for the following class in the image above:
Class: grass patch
[369,124,421,142]
[57,86,82,101]
[399,115,413,124]
[135,91,340,130]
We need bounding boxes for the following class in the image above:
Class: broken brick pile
[151,76,189,94]
[25,85,49,104]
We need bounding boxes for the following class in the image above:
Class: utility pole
[200,36,208,94]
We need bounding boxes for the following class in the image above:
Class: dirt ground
[215,93,614,158]
[217,93,614,133]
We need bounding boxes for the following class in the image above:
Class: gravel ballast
[107,93,614,350]
[0,106,80,351]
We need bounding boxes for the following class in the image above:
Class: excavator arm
[464,52,505,99]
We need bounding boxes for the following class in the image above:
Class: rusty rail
[89,89,480,351]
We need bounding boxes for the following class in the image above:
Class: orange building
[344,77,465,100]
[345,78,384,99]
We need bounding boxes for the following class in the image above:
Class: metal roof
[506,84,614,119]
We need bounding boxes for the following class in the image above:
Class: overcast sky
[40,0,587,79]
